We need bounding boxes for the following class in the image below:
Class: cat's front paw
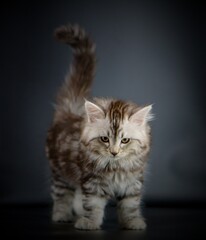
[122,218,146,230]
[75,217,101,230]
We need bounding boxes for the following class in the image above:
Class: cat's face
[81,100,153,161]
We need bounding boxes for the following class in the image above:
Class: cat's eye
[100,136,109,143]
[121,138,130,144]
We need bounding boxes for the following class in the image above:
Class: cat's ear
[130,105,153,126]
[85,100,105,123]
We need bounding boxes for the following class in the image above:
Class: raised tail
[54,24,96,120]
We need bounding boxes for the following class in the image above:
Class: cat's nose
[110,150,119,156]
[110,146,119,156]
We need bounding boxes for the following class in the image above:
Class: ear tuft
[130,105,154,126]
[85,100,105,123]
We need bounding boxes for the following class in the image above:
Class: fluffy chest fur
[90,170,143,199]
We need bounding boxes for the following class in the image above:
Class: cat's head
[81,99,153,163]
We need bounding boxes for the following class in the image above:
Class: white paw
[52,211,73,222]
[75,217,101,230]
[122,218,147,230]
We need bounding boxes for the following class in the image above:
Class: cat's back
[46,112,83,182]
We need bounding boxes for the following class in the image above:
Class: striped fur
[46,24,153,230]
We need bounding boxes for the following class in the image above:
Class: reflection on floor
[1,203,205,240]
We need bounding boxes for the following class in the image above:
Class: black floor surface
[1,204,205,240]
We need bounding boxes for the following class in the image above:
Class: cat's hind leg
[72,187,84,219]
[51,178,75,222]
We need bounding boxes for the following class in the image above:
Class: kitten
[46,24,153,230]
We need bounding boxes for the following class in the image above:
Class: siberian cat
[46,24,153,230]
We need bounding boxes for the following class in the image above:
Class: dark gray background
[1,0,206,204]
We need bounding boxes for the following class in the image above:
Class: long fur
[53,24,96,122]
[46,24,153,230]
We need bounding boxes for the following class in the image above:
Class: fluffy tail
[54,24,96,119]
